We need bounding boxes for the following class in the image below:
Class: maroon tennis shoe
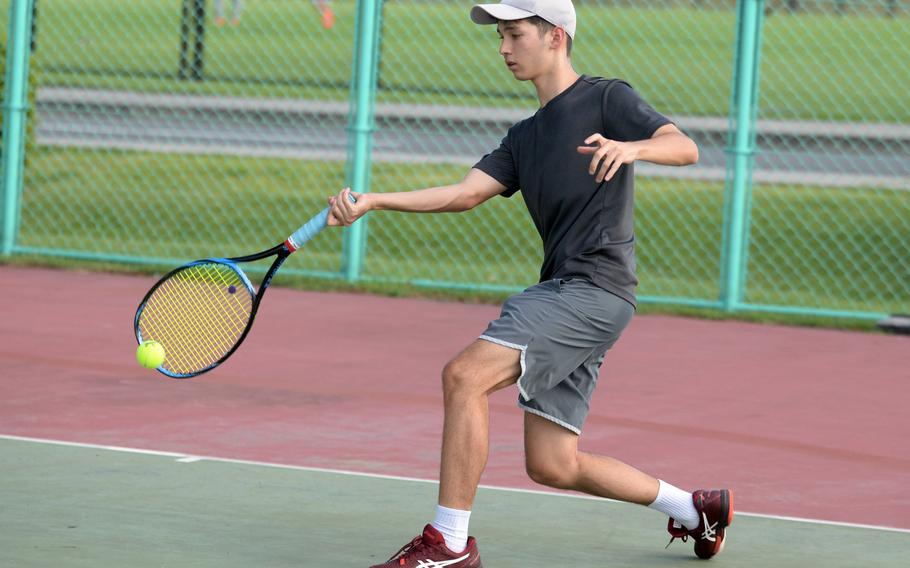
[666,489,734,559]
[370,524,482,568]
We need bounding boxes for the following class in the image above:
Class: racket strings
[159,269,248,353]
[142,271,241,371]
[161,265,252,368]
[138,263,253,375]
[151,279,233,365]
[143,266,250,373]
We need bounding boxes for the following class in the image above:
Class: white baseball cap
[470,0,577,39]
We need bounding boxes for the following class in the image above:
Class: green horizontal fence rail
[2,0,908,322]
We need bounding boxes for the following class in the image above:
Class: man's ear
[549,27,567,51]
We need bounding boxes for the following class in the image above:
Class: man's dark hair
[527,16,573,57]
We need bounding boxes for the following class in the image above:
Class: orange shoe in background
[321,7,336,30]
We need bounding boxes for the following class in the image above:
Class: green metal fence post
[720,0,764,311]
[341,0,383,282]
[1,0,35,256]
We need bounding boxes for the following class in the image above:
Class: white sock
[648,479,699,530]
[431,504,471,553]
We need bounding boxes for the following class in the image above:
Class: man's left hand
[577,134,640,182]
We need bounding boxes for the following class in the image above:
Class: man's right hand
[327,187,369,227]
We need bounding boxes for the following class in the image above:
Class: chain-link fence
[2,0,908,320]
[743,0,910,315]
[5,0,356,278]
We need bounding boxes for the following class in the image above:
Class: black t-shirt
[473,75,671,307]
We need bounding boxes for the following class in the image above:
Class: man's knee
[441,341,521,400]
[525,452,579,489]
[441,356,478,400]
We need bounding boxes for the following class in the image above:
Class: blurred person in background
[214,0,242,26]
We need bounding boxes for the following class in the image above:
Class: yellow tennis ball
[136,340,166,369]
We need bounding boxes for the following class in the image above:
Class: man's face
[497,20,553,81]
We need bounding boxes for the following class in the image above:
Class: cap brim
[470,4,536,25]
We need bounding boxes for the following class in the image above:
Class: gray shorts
[479,278,634,434]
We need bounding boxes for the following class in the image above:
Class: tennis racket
[134,197,353,378]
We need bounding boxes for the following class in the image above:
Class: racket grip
[285,193,357,252]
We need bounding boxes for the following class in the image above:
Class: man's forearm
[633,132,699,166]
[368,184,473,213]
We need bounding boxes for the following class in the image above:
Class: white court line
[175,456,204,463]
[3,433,909,535]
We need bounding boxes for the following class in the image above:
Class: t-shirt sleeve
[473,128,520,198]
[602,81,673,142]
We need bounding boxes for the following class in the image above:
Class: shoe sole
[723,489,735,528]
[715,489,734,557]
[696,489,734,560]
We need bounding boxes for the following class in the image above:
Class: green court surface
[2,437,907,567]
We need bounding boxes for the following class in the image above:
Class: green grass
[11,147,910,324]
[10,0,909,121]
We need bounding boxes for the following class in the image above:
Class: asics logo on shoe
[415,553,471,567]
[700,512,718,542]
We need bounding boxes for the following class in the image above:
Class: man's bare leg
[523,411,659,504]
[522,412,733,559]
[437,339,521,509]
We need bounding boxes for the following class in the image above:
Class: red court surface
[1,265,908,530]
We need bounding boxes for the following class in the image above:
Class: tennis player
[328,1,732,565]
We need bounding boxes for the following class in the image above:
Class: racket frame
[134,243,291,378]
[134,195,353,378]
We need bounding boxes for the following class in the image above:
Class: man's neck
[533,63,580,108]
